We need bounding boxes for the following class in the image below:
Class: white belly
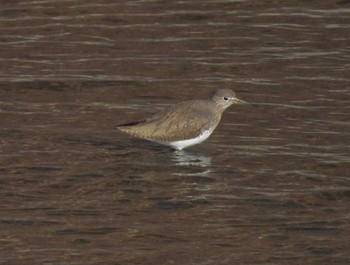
[160,129,214,150]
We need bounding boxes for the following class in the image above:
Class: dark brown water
[1,1,349,264]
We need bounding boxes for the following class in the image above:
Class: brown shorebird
[116,88,247,150]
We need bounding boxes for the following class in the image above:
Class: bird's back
[117,100,222,142]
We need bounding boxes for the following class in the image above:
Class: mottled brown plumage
[116,89,247,150]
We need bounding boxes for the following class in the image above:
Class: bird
[116,88,247,150]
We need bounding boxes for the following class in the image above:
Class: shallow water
[0,1,349,264]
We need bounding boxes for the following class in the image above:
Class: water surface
[0,1,349,264]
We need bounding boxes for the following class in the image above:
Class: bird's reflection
[170,150,212,177]
[171,150,212,167]
[127,142,213,177]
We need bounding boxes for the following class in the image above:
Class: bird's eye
[223,97,229,101]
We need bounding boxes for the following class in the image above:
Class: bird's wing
[119,100,220,141]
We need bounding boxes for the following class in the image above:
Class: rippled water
[1,1,349,264]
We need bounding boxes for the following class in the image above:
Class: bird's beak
[233,98,249,105]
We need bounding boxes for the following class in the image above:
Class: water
[0,1,349,264]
